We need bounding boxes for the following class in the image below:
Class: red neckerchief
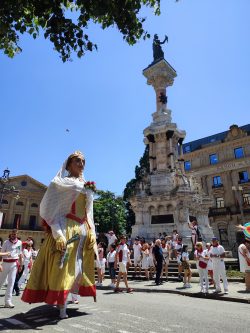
[9,238,18,244]
[213,244,218,248]
[162,244,166,248]
[196,248,203,253]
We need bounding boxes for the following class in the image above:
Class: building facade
[0,175,47,246]
[182,124,250,251]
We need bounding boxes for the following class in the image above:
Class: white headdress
[40,152,95,239]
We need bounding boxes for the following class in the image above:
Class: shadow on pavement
[0,304,90,331]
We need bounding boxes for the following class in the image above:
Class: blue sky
[1,0,250,195]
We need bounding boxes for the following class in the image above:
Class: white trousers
[198,267,209,291]
[18,264,30,287]
[212,260,228,291]
[0,262,18,304]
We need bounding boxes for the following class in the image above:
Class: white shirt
[23,248,32,266]
[203,248,213,270]
[133,243,142,258]
[209,245,225,262]
[182,252,189,261]
[105,233,117,246]
[2,239,22,259]
[107,250,116,263]
[117,243,130,264]
[194,249,208,267]
[238,243,250,273]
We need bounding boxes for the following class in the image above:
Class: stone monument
[130,37,214,244]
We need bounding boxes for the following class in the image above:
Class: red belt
[3,259,18,263]
[66,213,87,225]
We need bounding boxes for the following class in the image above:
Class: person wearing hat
[209,237,228,294]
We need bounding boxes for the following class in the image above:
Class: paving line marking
[169,324,182,328]
[53,327,65,332]
[69,323,99,332]
[119,313,145,320]
[4,318,31,329]
[161,329,174,332]
[98,310,110,313]
[83,320,110,329]
[118,330,132,333]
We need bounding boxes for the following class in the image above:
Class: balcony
[212,184,223,189]
[238,179,250,184]
[208,207,231,217]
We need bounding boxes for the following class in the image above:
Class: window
[29,215,37,230]
[151,214,174,224]
[209,154,218,165]
[31,203,38,208]
[243,193,250,206]
[219,228,229,246]
[239,171,249,183]
[234,147,244,159]
[2,199,8,204]
[183,145,191,153]
[216,197,224,208]
[13,214,21,229]
[184,160,191,171]
[16,201,24,206]
[213,176,222,187]
[0,212,6,227]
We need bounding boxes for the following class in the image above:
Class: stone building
[130,57,214,244]
[0,175,47,247]
[182,124,250,251]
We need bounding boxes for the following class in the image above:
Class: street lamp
[0,168,20,209]
[232,185,244,222]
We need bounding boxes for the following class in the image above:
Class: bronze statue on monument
[153,34,168,62]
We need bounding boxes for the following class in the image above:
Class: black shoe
[16,292,20,296]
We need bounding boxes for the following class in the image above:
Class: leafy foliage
[94,190,127,235]
[0,0,161,62]
[123,145,150,232]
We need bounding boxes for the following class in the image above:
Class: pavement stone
[98,278,250,304]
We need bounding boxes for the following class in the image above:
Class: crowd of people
[94,225,250,295]
[0,151,250,320]
[0,229,37,308]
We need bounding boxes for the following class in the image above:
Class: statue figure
[153,34,168,61]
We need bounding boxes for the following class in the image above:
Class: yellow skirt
[22,218,96,305]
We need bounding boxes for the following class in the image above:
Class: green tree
[123,145,150,232]
[0,0,162,62]
[94,190,126,235]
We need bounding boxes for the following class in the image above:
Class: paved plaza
[0,287,250,333]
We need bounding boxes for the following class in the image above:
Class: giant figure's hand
[56,236,67,251]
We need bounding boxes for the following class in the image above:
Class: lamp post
[0,169,20,226]
[232,185,244,222]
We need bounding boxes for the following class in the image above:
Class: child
[141,243,150,280]
[96,242,105,287]
[181,245,192,288]
[107,244,116,288]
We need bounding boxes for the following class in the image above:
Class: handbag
[199,260,207,269]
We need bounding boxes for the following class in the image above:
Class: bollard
[245,269,250,292]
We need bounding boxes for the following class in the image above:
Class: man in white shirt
[114,235,133,293]
[105,231,117,250]
[238,238,250,271]
[0,229,23,308]
[209,237,228,294]
[133,237,142,277]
